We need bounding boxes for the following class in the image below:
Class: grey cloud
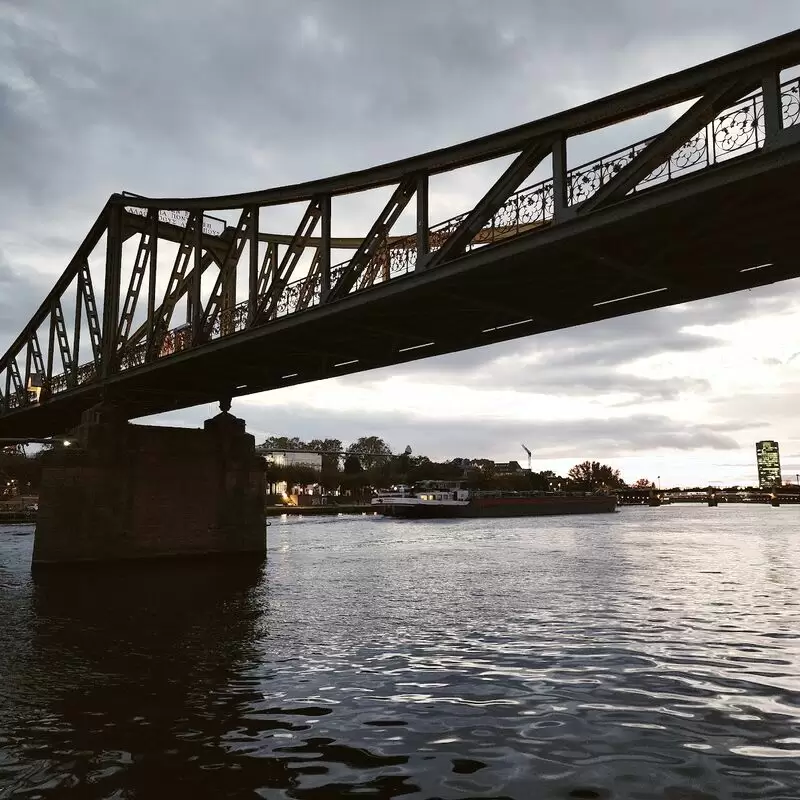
[140,402,743,463]
[0,248,47,347]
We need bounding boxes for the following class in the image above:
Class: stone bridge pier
[32,403,267,567]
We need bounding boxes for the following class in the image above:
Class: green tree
[258,435,307,452]
[346,436,392,470]
[632,477,655,489]
[567,461,625,490]
[343,454,364,474]
[307,438,343,472]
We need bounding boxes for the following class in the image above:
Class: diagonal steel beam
[78,259,103,369]
[126,249,217,353]
[117,212,157,347]
[147,212,200,360]
[0,206,109,375]
[8,358,23,404]
[27,332,45,384]
[52,300,73,377]
[257,241,279,300]
[423,140,554,270]
[197,208,252,343]
[254,199,322,324]
[295,249,322,312]
[327,178,417,302]
[577,74,760,215]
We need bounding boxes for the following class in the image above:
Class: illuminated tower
[756,440,782,489]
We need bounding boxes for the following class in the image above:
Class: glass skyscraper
[756,440,782,489]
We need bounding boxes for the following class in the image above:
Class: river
[0,506,798,799]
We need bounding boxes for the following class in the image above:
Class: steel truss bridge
[3,31,800,437]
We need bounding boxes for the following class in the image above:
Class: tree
[567,461,624,490]
[307,438,343,472]
[258,435,307,452]
[346,436,392,470]
[632,477,655,489]
[343,454,364,474]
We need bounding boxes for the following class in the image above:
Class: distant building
[258,450,323,502]
[258,450,323,471]
[494,460,524,474]
[756,440,782,489]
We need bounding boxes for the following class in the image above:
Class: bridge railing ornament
[783,78,800,126]
[5,34,800,419]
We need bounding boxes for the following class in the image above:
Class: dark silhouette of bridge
[4,31,800,438]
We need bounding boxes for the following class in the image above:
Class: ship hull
[379,495,617,519]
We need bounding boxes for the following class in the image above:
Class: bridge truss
[3,31,800,435]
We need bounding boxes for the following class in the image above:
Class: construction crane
[521,444,532,471]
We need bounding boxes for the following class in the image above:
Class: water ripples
[0,506,799,798]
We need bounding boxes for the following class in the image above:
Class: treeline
[259,437,630,493]
[1,437,640,499]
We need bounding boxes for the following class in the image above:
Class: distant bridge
[617,488,800,505]
[4,30,800,437]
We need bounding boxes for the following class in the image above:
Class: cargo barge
[373,483,617,519]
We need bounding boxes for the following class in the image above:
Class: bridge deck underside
[4,146,800,437]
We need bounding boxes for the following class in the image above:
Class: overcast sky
[3,1,800,486]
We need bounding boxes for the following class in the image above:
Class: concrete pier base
[33,405,266,567]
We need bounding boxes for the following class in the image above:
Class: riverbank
[0,511,35,524]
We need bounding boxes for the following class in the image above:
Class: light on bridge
[739,263,772,273]
[398,342,435,353]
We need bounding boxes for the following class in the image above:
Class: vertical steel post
[101,204,123,377]
[44,304,56,400]
[72,270,84,387]
[552,134,570,220]
[147,210,158,357]
[415,174,429,270]
[248,206,258,326]
[320,194,331,300]
[23,340,32,405]
[191,212,203,335]
[761,70,783,144]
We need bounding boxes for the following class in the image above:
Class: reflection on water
[0,506,799,798]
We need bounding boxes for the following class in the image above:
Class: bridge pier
[32,405,266,567]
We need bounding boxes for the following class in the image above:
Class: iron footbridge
[4,31,800,436]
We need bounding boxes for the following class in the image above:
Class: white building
[260,450,323,471]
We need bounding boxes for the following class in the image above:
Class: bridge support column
[32,405,266,567]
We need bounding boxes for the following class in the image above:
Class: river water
[0,506,798,799]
